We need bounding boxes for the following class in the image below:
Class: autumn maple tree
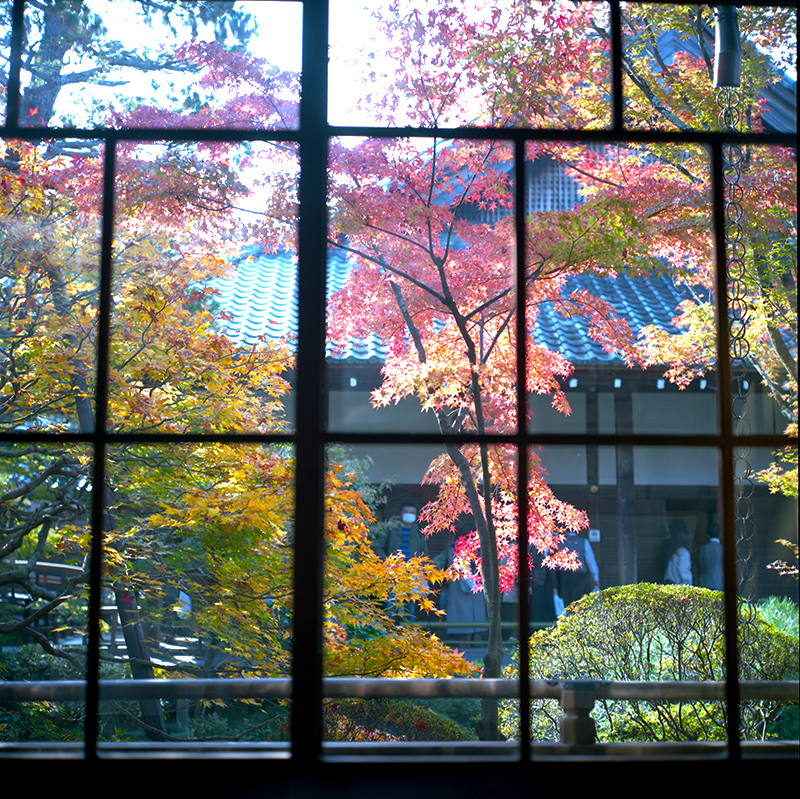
[324,0,796,739]
[1,0,471,743]
[614,5,797,499]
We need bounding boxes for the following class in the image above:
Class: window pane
[1,138,102,434]
[20,0,301,130]
[327,137,517,435]
[622,4,797,134]
[518,445,730,746]
[99,443,294,743]
[735,445,798,603]
[0,442,90,743]
[525,142,716,436]
[736,446,798,743]
[323,444,519,748]
[0,1,9,127]
[725,145,796,438]
[110,140,297,434]
[328,0,611,129]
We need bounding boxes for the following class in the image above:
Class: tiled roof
[532,273,691,365]
[652,28,796,134]
[214,245,387,363]
[213,247,692,367]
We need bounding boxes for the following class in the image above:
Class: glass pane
[327,137,516,435]
[1,1,10,127]
[622,4,796,134]
[329,0,611,129]
[110,140,298,434]
[725,145,796,438]
[99,443,294,743]
[323,444,519,747]
[525,142,715,436]
[1,138,102,434]
[0,442,91,743]
[736,446,798,743]
[19,0,300,130]
[516,445,734,746]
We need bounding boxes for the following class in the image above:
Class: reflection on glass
[0,139,102,434]
[110,141,297,434]
[327,137,516,435]
[525,141,714,435]
[99,443,294,742]
[0,443,91,742]
[623,5,796,134]
[328,0,611,129]
[322,444,518,744]
[20,0,301,130]
[735,443,798,600]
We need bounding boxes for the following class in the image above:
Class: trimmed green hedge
[500,583,799,742]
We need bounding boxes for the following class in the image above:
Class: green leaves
[501,584,799,742]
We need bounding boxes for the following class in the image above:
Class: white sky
[328,1,386,125]
[46,1,304,124]
[51,0,370,125]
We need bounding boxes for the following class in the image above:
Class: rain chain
[715,7,755,602]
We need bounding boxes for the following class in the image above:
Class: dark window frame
[0,0,796,770]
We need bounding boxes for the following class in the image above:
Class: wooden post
[615,386,638,585]
[560,682,597,745]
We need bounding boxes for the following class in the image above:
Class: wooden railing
[1,677,797,754]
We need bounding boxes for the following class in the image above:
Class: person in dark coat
[441,542,487,643]
[531,548,557,624]
[375,503,429,560]
[556,531,600,608]
[698,524,723,590]
[375,503,429,622]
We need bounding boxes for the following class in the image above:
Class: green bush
[0,644,134,742]
[758,595,800,639]
[324,698,478,742]
[500,583,799,743]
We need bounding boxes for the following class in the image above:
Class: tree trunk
[43,256,168,738]
[114,588,168,737]
[19,2,80,124]
[441,436,505,740]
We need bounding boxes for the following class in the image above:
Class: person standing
[698,524,723,591]
[375,502,428,560]
[375,502,429,623]
[556,531,600,608]
[531,547,558,624]
[664,528,694,586]
[441,542,487,643]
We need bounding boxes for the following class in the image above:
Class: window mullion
[711,138,742,761]
[82,135,118,757]
[292,0,331,764]
[515,137,531,759]
[609,1,625,130]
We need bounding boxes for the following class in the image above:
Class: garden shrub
[499,583,799,743]
[0,644,130,741]
[323,698,478,742]
[758,595,800,639]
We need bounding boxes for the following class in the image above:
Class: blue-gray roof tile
[214,249,692,366]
